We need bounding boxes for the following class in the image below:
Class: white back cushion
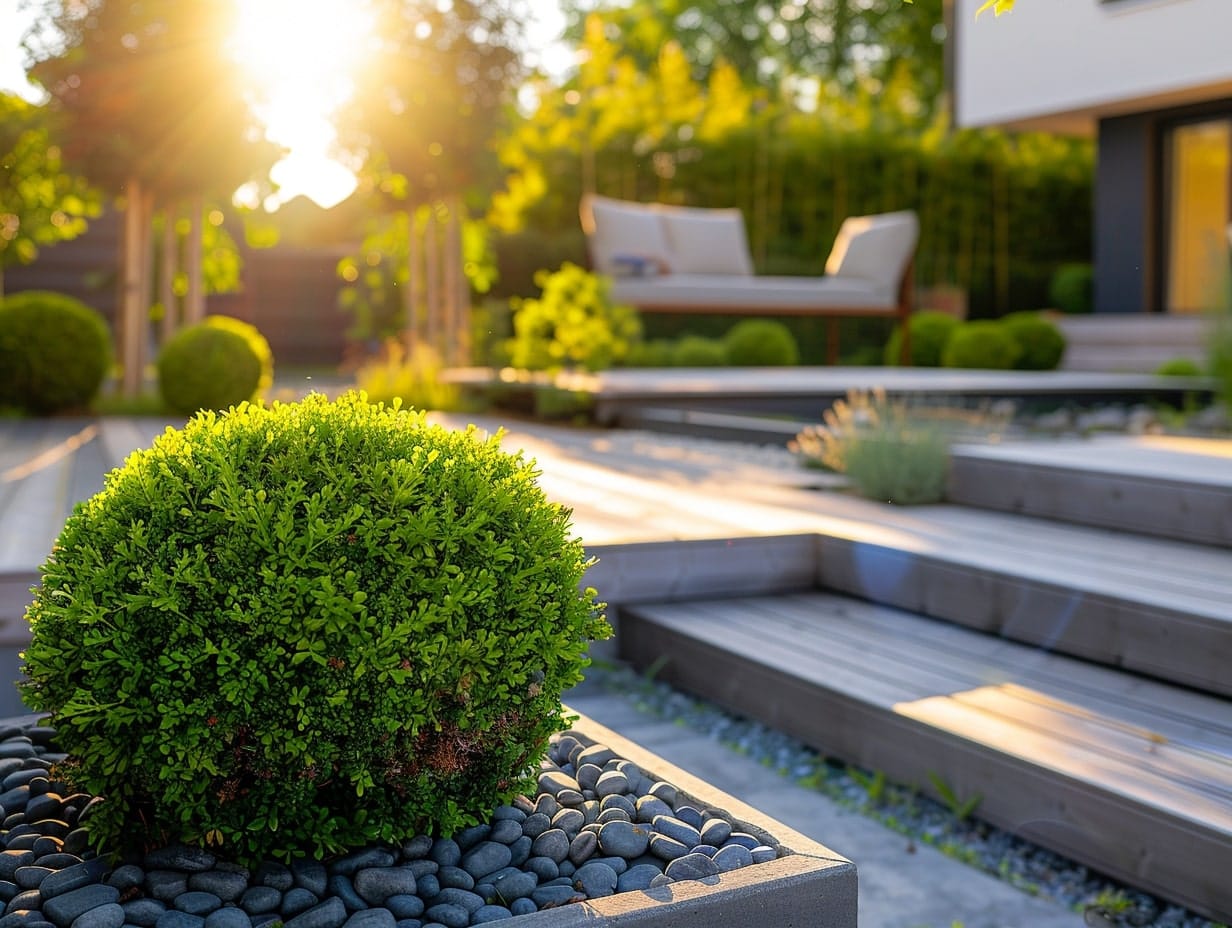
[660,206,754,276]
[824,211,919,291]
[581,195,673,275]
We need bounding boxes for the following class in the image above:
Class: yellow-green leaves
[976,0,1017,16]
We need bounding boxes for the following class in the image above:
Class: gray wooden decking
[617,591,1232,919]
[949,434,1232,546]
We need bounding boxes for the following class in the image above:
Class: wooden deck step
[948,435,1232,547]
[618,591,1232,921]
[812,513,1232,699]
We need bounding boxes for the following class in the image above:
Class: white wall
[954,0,1232,132]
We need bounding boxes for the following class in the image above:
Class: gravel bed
[0,720,781,928]
[580,661,1223,928]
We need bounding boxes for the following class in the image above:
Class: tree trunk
[119,178,147,397]
[404,208,421,357]
[443,198,463,366]
[424,206,440,355]
[159,205,178,345]
[185,196,206,325]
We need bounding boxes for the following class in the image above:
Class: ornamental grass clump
[21,393,609,863]
[791,388,951,505]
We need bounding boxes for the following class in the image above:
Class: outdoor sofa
[580,194,919,364]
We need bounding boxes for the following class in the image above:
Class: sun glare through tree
[228,0,374,210]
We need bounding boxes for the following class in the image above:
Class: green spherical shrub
[158,316,271,415]
[723,319,800,366]
[620,339,675,368]
[21,393,609,862]
[1155,357,1203,377]
[1049,263,1094,314]
[942,320,1021,370]
[1000,311,1067,371]
[671,335,728,367]
[0,290,111,414]
[883,311,961,367]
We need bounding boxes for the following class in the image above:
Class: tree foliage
[20,0,271,200]
[340,0,528,207]
[0,93,99,284]
[559,0,946,114]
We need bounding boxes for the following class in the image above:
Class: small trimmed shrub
[723,319,800,366]
[1155,357,1203,377]
[621,339,675,367]
[204,315,274,396]
[942,321,1021,370]
[158,316,271,415]
[883,311,961,367]
[21,393,609,862]
[0,290,111,414]
[1210,312,1232,410]
[1000,311,1066,371]
[1049,263,1094,314]
[507,263,642,372]
[791,388,950,504]
[671,335,728,367]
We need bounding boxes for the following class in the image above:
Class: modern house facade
[951,0,1232,315]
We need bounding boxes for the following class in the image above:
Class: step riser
[815,537,1231,698]
[947,455,1232,548]
[617,610,1232,922]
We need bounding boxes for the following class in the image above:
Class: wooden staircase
[608,442,1232,921]
[1055,313,1210,373]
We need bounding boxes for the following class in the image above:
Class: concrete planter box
[545,709,858,928]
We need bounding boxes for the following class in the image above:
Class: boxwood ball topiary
[883,311,960,368]
[158,316,270,415]
[1000,311,1066,371]
[21,393,609,862]
[941,320,1021,370]
[723,319,800,366]
[0,290,111,414]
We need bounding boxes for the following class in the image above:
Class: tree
[0,92,99,297]
[21,0,274,394]
[559,0,946,117]
[335,0,528,364]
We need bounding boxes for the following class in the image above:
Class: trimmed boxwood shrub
[0,290,111,414]
[1000,311,1067,371]
[942,320,1021,370]
[1049,263,1094,314]
[883,311,961,367]
[1156,357,1203,377]
[671,335,728,367]
[21,393,609,862]
[158,316,272,415]
[723,319,800,366]
[621,338,675,367]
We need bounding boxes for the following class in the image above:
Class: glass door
[1165,117,1232,313]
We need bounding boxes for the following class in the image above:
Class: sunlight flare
[228,0,373,209]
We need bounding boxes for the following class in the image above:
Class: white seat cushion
[659,206,754,276]
[824,211,919,295]
[581,195,673,275]
[611,274,895,311]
